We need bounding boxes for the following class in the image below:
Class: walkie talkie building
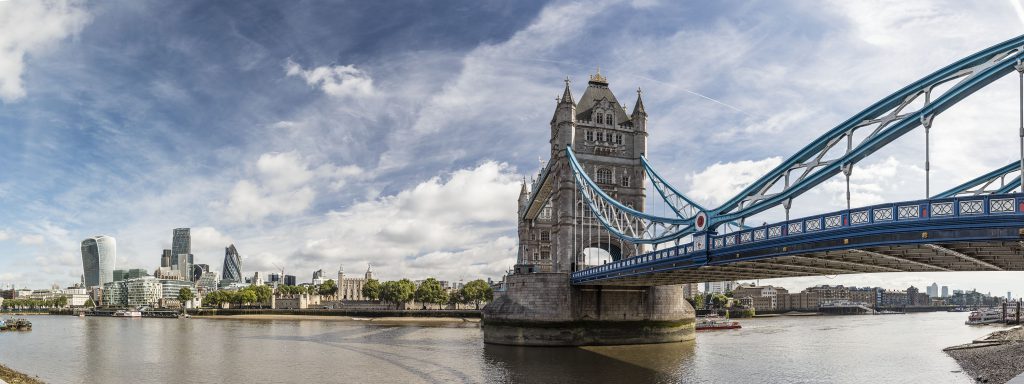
[81,235,117,288]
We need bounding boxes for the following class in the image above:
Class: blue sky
[2,0,1024,295]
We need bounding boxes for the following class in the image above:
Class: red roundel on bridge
[695,211,708,231]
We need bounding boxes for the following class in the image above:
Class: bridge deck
[572,194,1024,286]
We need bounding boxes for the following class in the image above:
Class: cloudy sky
[2,0,1024,295]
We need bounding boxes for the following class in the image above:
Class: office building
[222,244,243,282]
[704,281,739,294]
[171,228,193,281]
[104,277,163,307]
[113,268,149,282]
[942,286,949,298]
[160,279,194,303]
[192,264,210,282]
[269,273,280,284]
[160,249,172,268]
[927,283,939,298]
[284,275,297,286]
[81,235,118,289]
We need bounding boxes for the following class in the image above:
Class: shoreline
[192,314,481,324]
[0,363,44,384]
[944,325,1024,383]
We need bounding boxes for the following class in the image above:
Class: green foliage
[709,293,729,309]
[362,279,381,300]
[318,279,338,296]
[460,279,493,309]
[380,279,415,309]
[202,285,273,308]
[55,295,69,308]
[84,298,95,308]
[686,294,705,310]
[178,287,195,303]
[415,278,448,309]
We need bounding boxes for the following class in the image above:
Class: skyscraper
[927,283,939,298]
[192,264,209,282]
[171,228,193,281]
[81,235,117,289]
[160,249,172,268]
[222,244,242,282]
[942,286,949,298]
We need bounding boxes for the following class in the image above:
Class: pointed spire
[632,87,646,116]
[560,77,574,104]
[520,178,528,195]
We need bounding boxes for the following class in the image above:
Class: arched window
[596,168,612,184]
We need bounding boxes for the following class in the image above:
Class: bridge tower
[486,71,695,346]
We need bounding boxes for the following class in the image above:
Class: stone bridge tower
[490,71,694,346]
[517,70,648,274]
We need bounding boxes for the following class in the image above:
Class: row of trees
[360,278,493,309]
[2,296,71,310]
[198,285,273,308]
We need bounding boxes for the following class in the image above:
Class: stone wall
[483,272,695,346]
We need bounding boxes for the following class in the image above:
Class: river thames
[0,312,1003,383]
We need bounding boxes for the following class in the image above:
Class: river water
[0,312,1003,383]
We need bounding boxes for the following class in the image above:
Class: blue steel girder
[933,162,1021,198]
[642,155,749,233]
[567,147,694,244]
[709,34,1024,227]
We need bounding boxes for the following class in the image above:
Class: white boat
[966,309,1002,325]
[112,310,142,318]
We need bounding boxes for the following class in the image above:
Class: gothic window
[540,206,552,220]
[596,168,612,184]
[596,114,603,124]
[540,251,550,260]
[597,132,604,142]
[540,231,550,241]
[530,232,536,241]
[607,114,613,125]
[615,134,622,144]
[621,175,630,187]
[586,130,593,141]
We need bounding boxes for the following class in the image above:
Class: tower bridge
[482,34,1024,346]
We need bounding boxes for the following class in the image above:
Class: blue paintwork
[571,193,1024,284]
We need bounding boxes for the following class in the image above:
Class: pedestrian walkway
[1009,371,1024,384]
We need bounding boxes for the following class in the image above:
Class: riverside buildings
[81,235,117,290]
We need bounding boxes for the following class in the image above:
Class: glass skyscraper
[171,228,193,281]
[81,235,117,288]
[222,244,242,282]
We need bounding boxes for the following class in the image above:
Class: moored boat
[112,310,142,318]
[1,318,32,331]
[966,309,1003,325]
[696,316,742,331]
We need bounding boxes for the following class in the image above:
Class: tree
[239,290,258,305]
[319,279,338,296]
[415,278,447,309]
[380,279,415,309]
[84,298,95,308]
[55,295,69,308]
[686,294,705,310]
[710,293,729,309]
[362,279,381,300]
[461,279,493,310]
[178,287,195,303]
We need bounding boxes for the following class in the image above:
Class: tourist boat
[966,309,1003,325]
[112,310,142,318]
[695,316,741,331]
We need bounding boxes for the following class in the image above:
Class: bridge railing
[710,193,1024,252]
[571,193,1024,281]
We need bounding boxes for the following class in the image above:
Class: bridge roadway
[571,193,1024,286]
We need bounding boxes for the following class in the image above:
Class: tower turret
[632,87,649,157]
[550,77,576,157]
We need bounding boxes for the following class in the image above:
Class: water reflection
[483,341,696,384]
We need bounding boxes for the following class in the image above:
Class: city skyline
[3,1,1024,293]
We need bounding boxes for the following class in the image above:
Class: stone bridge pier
[482,273,695,346]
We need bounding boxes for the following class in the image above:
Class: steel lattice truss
[566,34,1024,243]
[568,148,692,244]
[933,162,1021,198]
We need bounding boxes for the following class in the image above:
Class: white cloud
[0,0,90,102]
[18,234,43,245]
[685,157,783,206]
[0,230,9,241]
[285,58,373,98]
[261,161,522,281]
